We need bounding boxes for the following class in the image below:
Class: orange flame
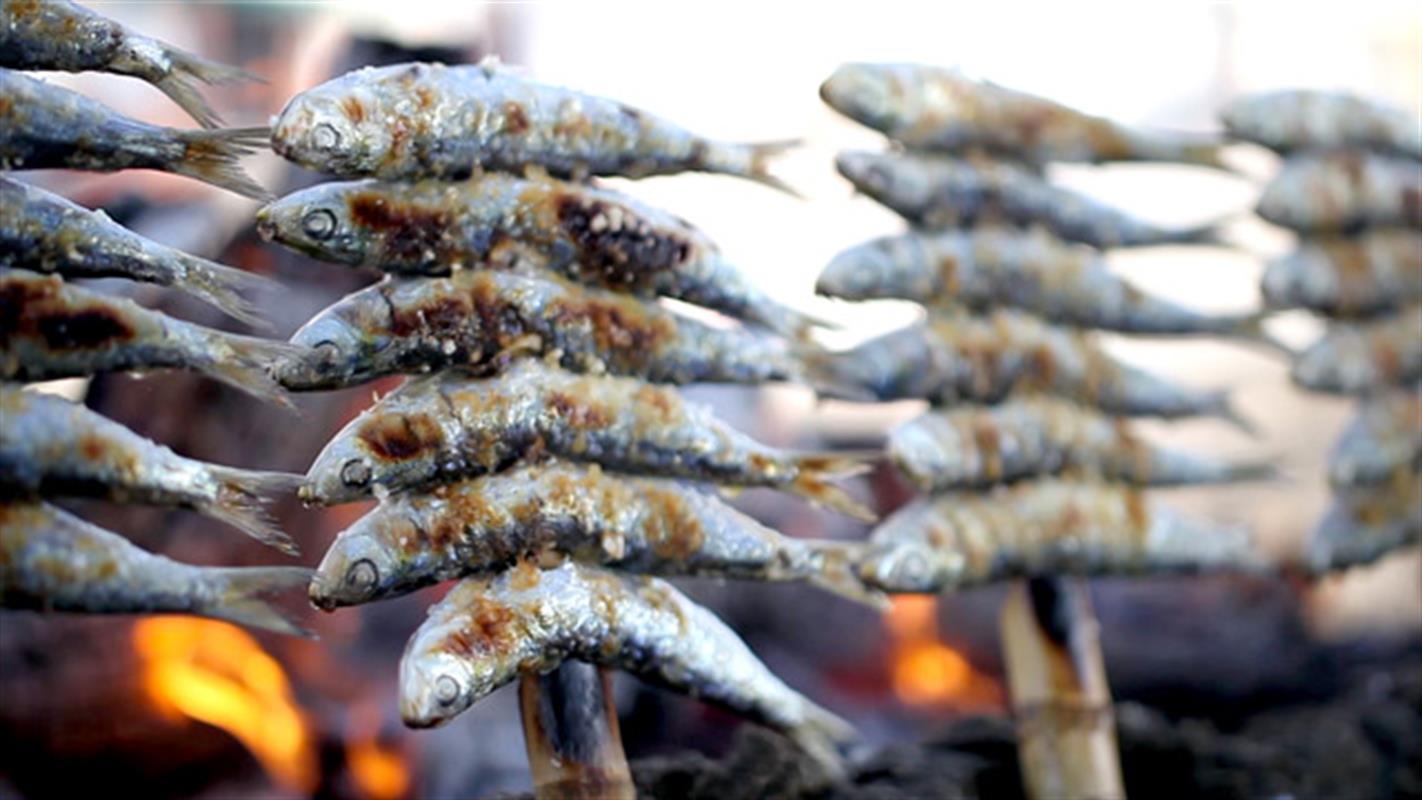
[886,596,1001,709]
[133,617,318,793]
[347,736,410,800]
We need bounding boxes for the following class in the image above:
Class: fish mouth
[253,211,278,242]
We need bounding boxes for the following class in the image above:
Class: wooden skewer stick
[518,661,635,800]
[1001,577,1126,800]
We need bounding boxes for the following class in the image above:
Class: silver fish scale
[1221,90,1422,158]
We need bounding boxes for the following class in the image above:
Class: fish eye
[341,458,372,488]
[434,674,460,705]
[303,209,337,240]
[312,122,342,150]
[345,558,378,594]
[312,340,341,366]
[890,548,932,588]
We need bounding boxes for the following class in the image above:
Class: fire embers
[1225,89,1422,572]
[819,63,1267,594]
[0,10,307,629]
[272,61,861,775]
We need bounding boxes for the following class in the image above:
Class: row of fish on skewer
[1218,89,1422,571]
[816,62,1285,589]
[1,0,314,633]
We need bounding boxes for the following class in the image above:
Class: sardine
[254,173,816,337]
[0,385,299,553]
[399,562,853,774]
[270,60,794,190]
[836,150,1218,249]
[1,176,273,327]
[299,359,871,519]
[1221,89,1421,158]
[817,228,1280,348]
[1262,229,1422,318]
[1291,305,1422,394]
[1307,476,1421,573]
[1328,390,1422,488]
[857,479,1259,593]
[1256,152,1421,232]
[0,270,299,405]
[275,269,832,394]
[0,0,257,128]
[824,310,1251,430]
[308,460,880,610]
[0,501,311,635]
[0,70,266,199]
[888,396,1275,492]
[821,63,1226,168]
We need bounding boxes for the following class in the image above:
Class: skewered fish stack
[1221,91,1422,572]
[819,63,1271,800]
[1,0,309,633]
[261,58,872,786]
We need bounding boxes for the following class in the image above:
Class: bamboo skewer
[518,662,635,800]
[1001,577,1125,800]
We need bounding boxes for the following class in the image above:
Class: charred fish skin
[1291,305,1422,394]
[299,359,870,519]
[1328,390,1422,488]
[309,460,875,609]
[1262,230,1422,318]
[269,60,793,190]
[399,563,852,769]
[0,270,299,405]
[857,479,1259,593]
[1221,90,1422,158]
[0,0,257,128]
[1308,477,1422,573]
[821,63,1226,169]
[0,386,299,553]
[1257,152,1422,233]
[817,228,1262,337]
[254,174,814,337]
[827,311,1246,427]
[0,501,311,635]
[835,150,1216,249]
[888,396,1275,492]
[275,269,812,392]
[0,70,267,199]
[0,176,272,327]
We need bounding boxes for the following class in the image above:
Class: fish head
[888,414,963,489]
[256,182,371,265]
[856,541,963,593]
[834,150,902,202]
[271,74,392,177]
[399,639,477,728]
[399,589,517,728]
[277,290,393,390]
[301,394,445,506]
[309,507,418,609]
[819,63,903,132]
[816,236,913,301]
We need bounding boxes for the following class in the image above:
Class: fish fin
[791,453,877,522]
[203,466,302,555]
[788,707,855,783]
[173,127,271,200]
[796,541,890,611]
[740,139,803,197]
[206,566,315,637]
[202,332,304,408]
[177,255,277,330]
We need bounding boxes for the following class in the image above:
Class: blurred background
[2,2,1419,798]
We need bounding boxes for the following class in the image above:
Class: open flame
[886,595,1002,709]
[346,697,411,800]
[132,617,319,794]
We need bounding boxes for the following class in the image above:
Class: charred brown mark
[546,392,612,430]
[340,96,366,125]
[1122,486,1149,533]
[553,194,691,283]
[445,595,521,658]
[641,487,705,562]
[348,191,454,265]
[359,412,444,461]
[503,101,530,135]
[969,417,1004,481]
[0,276,135,351]
[548,295,675,360]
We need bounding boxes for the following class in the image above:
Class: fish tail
[202,331,303,407]
[794,540,890,611]
[791,452,877,522]
[788,706,855,783]
[206,566,315,637]
[750,301,835,341]
[715,139,802,196]
[795,344,877,401]
[203,466,302,555]
[173,127,271,200]
[177,255,277,330]
[1207,390,1258,437]
[1228,312,1294,359]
